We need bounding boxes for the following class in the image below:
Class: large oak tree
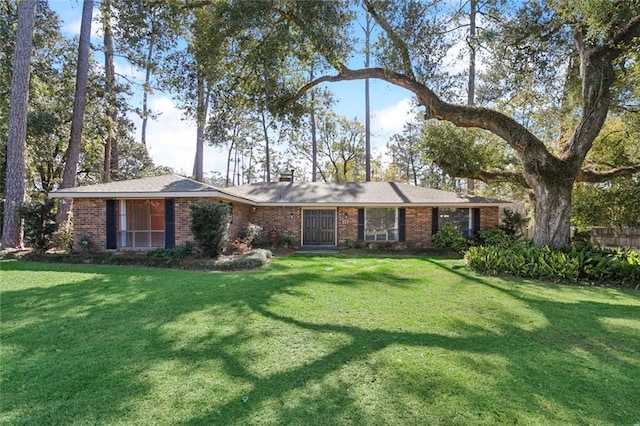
[281,0,640,248]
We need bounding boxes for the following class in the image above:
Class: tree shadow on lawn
[1,259,639,425]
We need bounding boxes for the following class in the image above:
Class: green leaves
[465,242,640,286]
[189,200,231,258]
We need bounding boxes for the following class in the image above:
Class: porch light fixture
[289,212,294,219]
[344,212,348,220]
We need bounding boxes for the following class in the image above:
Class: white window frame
[364,208,398,241]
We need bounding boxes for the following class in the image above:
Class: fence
[590,227,640,249]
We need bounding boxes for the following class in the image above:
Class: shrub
[189,200,230,258]
[78,234,94,252]
[213,249,272,271]
[241,222,265,247]
[465,242,640,287]
[281,233,296,248]
[52,229,74,254]
[146,241,195,259]
[476,228,515,248]
[16,199,57,252]
[432,223,471,254]
[500,208,529,239]
[572,229,591,245]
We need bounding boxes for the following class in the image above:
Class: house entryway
[303,210,336,246]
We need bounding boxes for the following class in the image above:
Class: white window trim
[119,200,127,247]
[364,208,399,242]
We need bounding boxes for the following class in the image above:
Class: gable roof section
[221,182,507,207]
[49,174,222,199]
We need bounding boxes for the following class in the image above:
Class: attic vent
[279,169,295,182]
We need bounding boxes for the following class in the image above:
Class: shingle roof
[50,174,219,198]
[221,181,506,206]
[50,176,506,206]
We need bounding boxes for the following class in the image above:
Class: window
[119,200,165,248]
[365,208,398,241]
[438,208,472,237]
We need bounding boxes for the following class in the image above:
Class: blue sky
[50,1,422,179]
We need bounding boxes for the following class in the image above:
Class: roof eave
[49,191,258,205]
[256,201,509,207]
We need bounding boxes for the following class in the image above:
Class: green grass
[1,255,639,425]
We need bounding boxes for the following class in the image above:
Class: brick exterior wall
[479,206,500,229]
[71,197,501,251]
[244,206,303,247]
[72,198,108,251]
[404,207,434,247]
[336,207,358,245]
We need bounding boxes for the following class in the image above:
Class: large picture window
[438,208,472,237]
[119,200,165,248]
[365,208,398,241]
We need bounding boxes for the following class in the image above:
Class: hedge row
[465,243,640,287]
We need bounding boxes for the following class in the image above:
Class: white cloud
[371,98,414,136]
[140,97,228,177]
[62,7,102,39]
[114,61,144,82]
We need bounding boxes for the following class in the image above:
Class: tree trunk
[2,0,37,249]
[466,0,476,195]
[225,137,235,187]
[141,22,156,147]
[364,12,372,182]
[261,109,271,182]
[193,69,206,182]
[310,77,318,182]
[58,0,93,225]
[102,0,117,183]
[310,91,318,182]
[529,176,574,248]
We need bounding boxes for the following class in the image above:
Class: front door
[303,210,335,246]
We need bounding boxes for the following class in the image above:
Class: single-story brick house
[50,174,508,252]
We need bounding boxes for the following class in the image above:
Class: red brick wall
[336,207,358,245]
[245,206,302,246]
[480,206,500,229]
[72,198,107,251]
[404,207,433,247]
[72,198,501,251]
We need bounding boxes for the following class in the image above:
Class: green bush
[465,243,640,287]
[476,228,514,248]
[432,223,471,254]
[52,229,74,254]
[146,241,195,259]
[500,208,529,239]
[189,201,230,258]
[16,199,57,252]
[281,233,296,248]
[241,223,265,247]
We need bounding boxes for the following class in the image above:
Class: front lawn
[1,255,639,425]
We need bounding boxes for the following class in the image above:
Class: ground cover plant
[1,255,639,425]
[465,243,640,287]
